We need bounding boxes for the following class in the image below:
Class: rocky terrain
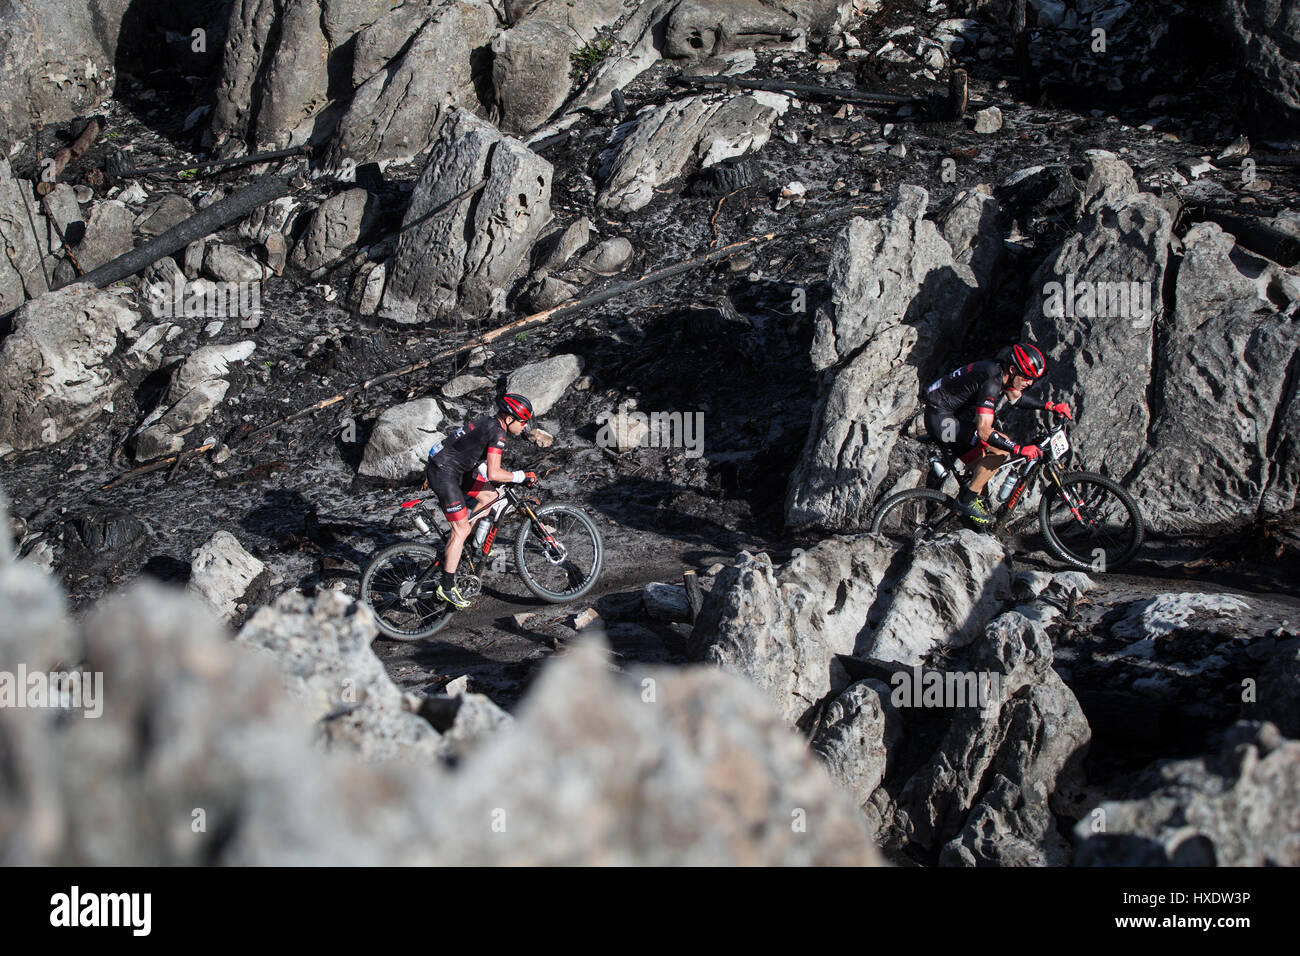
[1,0,1299,866]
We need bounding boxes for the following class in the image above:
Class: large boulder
[0,0,127,148]
[896,612,1091,865]
[0,573,882,865]
[419,640,883,865]
[1021,190,1174,489]
[785,185,998,531]
[1224,0,1300,134]
[290,188,375,272]
[238,589,441,762]
[1128,222,1300,530]
[492,0,633,134]
[663,0,855,58]
[0,286,139,455]
[691,530,1012,726]
[382,111,553,324]
[1075,722,1300,866]
[211,0,393,153]
[327,1,497,166]
[132,341,257,461]
[358,398,445,480]
[505,354,583,417]
[0,160,54,313]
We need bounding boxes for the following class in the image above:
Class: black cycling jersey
[430,415,507,475]
[925,359,1046,415]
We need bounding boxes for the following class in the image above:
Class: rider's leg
[442,517,471,577]
[967,449,1009,495]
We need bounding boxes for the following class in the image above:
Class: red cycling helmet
[497,392,533,423]
[1009,342,1046,380]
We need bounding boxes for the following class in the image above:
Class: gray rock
[0,286,138,455]
[505,354,582,416]
[435,691,514,762]
[1111,592,1251,641]
[1,581,881,865]
[290,189,373,272]
[329,2,497,166]
[188,531,266,623]
[1130,222,1300,530]
[1022,190,1174,490]
[1224,0,1300,134]
[358,398,445,480]
[381,110,553,324]
[355,261,385,315]
[1079,149,1138,214]
[689,536,898,727]
[536,216,594,270]
[812,678,900,808]
[862,529,1013,665]
[238,589,441,761]
[203,243,264,282]
[526,275,580,311]
[1075,721,1300,865]
[40,185,83,246]
[0,160,54,313]
[694,92,790,166]
[492,0,632,134]
[578,237,634,275]
[972,105,1001,133]
[597,97,725,214]
[421,639,883,865]
[663,0,854,58]
[133,341,257,461]
[441,374,493,399]
[69,200,133,273]
[135,194,196,238]
[896,611,1090,862]
[786,185,997,531]
[0,0,125,147]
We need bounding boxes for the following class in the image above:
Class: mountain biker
[922,342,1073,526]
[427,392,537,608]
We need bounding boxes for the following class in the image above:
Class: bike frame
[932,422,1076,532]
[397,483,555,585]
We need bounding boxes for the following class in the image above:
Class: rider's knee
[447,518,471,538]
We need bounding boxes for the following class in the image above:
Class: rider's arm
[1011,385,1047,410]
[482,448,521,484]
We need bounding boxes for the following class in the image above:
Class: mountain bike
[870,419,1144,571]
[359,481,604,640]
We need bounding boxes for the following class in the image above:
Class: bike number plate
[1049,431,1069,458]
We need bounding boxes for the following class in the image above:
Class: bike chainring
[457,573,482,599]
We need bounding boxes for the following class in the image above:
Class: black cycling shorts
[427,461,488,522]
[924,406,987,463]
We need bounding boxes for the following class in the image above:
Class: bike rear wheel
[1038,471,1144,571]
[360,542,455,640]
[514,504,603,603]
[870,488,964,543]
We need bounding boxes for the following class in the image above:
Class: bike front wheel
[359,542,456,640]
[1038,471,1144,571]
[514,504,604,603]
[870,488,964,544]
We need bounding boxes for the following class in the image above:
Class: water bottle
[930,457,949,481]
[991,466,1017,504]
[413,514,431,535]
[472,520,489,549]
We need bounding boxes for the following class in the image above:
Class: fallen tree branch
[73,175,292,288]
[101,443,215,490]
[35,117,103,196]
